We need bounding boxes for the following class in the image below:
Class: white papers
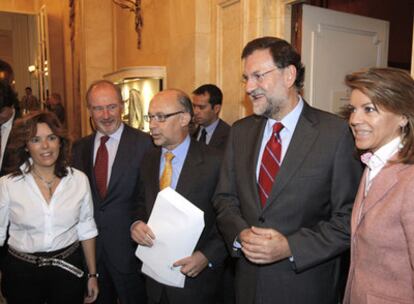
[136,187,205,288]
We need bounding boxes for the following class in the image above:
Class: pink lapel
[354,162,408,231]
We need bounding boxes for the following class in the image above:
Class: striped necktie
[258,122,284,207]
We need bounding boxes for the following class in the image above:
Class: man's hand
[240,226,291,264]
[173,251,209,278]
[131,221,155,247]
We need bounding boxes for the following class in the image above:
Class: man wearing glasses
[213,37,362,304]
[72,80,152,304]
[131,89,227,304]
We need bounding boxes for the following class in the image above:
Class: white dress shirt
[0,165,98,253]
[93,123,124,185]
[256,97,304,179]
[364,136,401,195]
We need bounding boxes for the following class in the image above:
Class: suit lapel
[103,126,131,204]
[176,140,203,198]
[210,119,224,146]
[247,116,267,210]
[264,104,319,210]
[146,148,162,205]
[192,126,200,140]
[355,162,407,228]
[84,134,99,199]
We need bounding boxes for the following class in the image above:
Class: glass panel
[116,77,163,131]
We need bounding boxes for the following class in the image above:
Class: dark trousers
[148,289,170,304]
[215,257,236,304]
[146,265,223,304]
[1,245,86,304]
[95,249,147,304]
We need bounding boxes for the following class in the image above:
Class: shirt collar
[19,158,72,180]
[368,137,401,170]
[19,159,31,174]
[162,135,191,161]
[203,118,220,134]
[1,108,15,130]
[265,96,304,133]
[96,123,124,141]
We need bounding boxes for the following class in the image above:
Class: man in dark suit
[131,89,227,304]
[192,84,234,304]
[72,80,152,304]
[213,37,362,304]
[192,84,230,150]
[0,72,20,291]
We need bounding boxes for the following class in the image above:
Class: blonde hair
[345,67,414,163]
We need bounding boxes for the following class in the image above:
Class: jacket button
[258,216,265,223]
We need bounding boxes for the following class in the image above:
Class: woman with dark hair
[343,67,414,304]
[0,111,99,304]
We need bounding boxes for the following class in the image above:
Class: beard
[263,101,281,118]
[250,89,284,119]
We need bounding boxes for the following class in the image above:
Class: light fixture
[28,65,36,73]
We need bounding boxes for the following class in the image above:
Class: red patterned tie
[258,122,284,207]
[94,135,109,198]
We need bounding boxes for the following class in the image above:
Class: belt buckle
[36,257,51,267]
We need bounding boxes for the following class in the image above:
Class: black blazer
[71,124,152,273]
[0,147,11,177]
[136,139,227,304]
[214,103,362,304]
[193,119,230,151]
[0,114,18,177]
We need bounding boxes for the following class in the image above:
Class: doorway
[0,8,50,105]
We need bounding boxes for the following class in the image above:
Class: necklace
[32,170,57,197]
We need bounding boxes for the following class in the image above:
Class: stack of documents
[136,187,205,288]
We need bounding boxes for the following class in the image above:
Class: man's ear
[284,65,297,88]
[213,104,221,115]
[180,112,192,126]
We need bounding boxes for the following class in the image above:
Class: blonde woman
[344,68,414,304]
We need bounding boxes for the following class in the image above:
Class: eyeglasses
[242,67,278,84]
[90,103,120,113]
[144,111,184,122]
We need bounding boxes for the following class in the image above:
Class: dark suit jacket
[213,103,362,304]
[0,146,11,177]
[193,119,230,150]
[0,113,18,177]
[71,124,152,273]
[136,139,227,304]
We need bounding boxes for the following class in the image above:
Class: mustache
[99,118,114,123]
[248,88,265,98]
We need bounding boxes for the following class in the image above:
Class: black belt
[8,242,84,278]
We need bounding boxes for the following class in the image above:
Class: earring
[399,124,408,149]
[401,124,407,135]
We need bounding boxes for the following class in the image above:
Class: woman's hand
[84,277,99,303]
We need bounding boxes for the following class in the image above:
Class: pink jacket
[344,162,414,304]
